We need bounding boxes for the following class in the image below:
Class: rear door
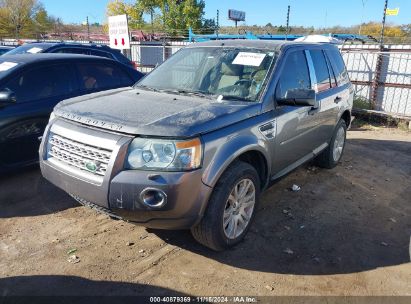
[307,48,341,144]
[326,47,353,117]
[0,63,78,168]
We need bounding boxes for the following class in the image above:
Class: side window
[77,63,133,91]
[325,53,338,88]
[276,51,311,99]
[326,49,349,86]
[2,65,75,103]
[111,65,135,86]
[89,50,113,59]
[53,48,90,55]
[309,50,331,92]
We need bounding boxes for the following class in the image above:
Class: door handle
[334,96,342,104]
[308,108,318,115]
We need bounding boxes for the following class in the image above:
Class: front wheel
[315,119,347,169]
[191,161,260,251]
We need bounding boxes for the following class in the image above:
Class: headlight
[126,137,202,171]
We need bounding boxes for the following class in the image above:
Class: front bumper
[40,119,212,229]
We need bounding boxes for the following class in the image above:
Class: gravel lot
[1,127,410,297]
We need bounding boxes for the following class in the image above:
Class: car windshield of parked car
[5,44,46,55]
[135,47,277,102]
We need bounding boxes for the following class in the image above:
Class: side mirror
[277,88,316,107]
[0,90,16,106]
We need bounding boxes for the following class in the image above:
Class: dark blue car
[5,42,136,68]
[0,54,143,172]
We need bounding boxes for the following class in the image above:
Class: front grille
[48,134,112,176]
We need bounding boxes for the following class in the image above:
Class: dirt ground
[1,126,410,297]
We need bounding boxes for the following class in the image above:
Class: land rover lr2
[40,40,353,251]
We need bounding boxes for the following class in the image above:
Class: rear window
[326,49,349,86]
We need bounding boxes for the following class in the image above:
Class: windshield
[5,44,46,55]
[136,47,277,102]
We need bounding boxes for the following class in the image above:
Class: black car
[4,42,136,68]
[0,54,143,172]
[0,46,14,56]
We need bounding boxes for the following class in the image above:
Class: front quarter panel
[201,112,274,190]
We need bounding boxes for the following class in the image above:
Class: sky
[41,0,409,28]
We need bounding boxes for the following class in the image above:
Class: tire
[315,119,347,169]
[191,161,260,251]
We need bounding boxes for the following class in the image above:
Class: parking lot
[1,126,410,297]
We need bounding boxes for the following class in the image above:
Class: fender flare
[201,134,271,189]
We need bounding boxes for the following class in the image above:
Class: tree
[105,0,205,36]
[0,0,41,38]
[137,0,160,33]
[32,4,52,38]
[161,0,205,35]
[106,0,144,28]
[202,18,216,34]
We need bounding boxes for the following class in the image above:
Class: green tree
[162,0,204,35]
[202,18,216,34]
[32,4,52,38]
[106,0,144,29]
[0,0,41,38]
[137,0,160,33]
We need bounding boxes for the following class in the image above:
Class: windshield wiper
[135,85,161,92]
[160,89,213,99]
[216,95,254,102]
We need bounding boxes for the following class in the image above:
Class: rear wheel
[191,161,260,251]
[315,119,347,169]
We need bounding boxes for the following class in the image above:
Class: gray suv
[40,40,353,251]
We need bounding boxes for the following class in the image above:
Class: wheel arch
[340,109,351,128]
[202,135,270,191]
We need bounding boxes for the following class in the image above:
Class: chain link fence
[1,38,410,128]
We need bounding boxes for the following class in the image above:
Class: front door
[271,49,323,176]
[0,64,78,169]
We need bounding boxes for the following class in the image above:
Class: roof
[0,53,112,64]
[20,42,111,49]
[186,39,336,50]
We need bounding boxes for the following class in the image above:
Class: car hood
[54,87,261,137]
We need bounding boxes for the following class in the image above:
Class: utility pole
[216,9,219,38]
[285,5,290,40]
[86,16,90,41]
[379,0,389,47]
[371,0,388,110]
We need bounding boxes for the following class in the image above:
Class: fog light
[140,188,167,208]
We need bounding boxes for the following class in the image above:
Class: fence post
[371,48,385,110]
[162,40,166,63]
